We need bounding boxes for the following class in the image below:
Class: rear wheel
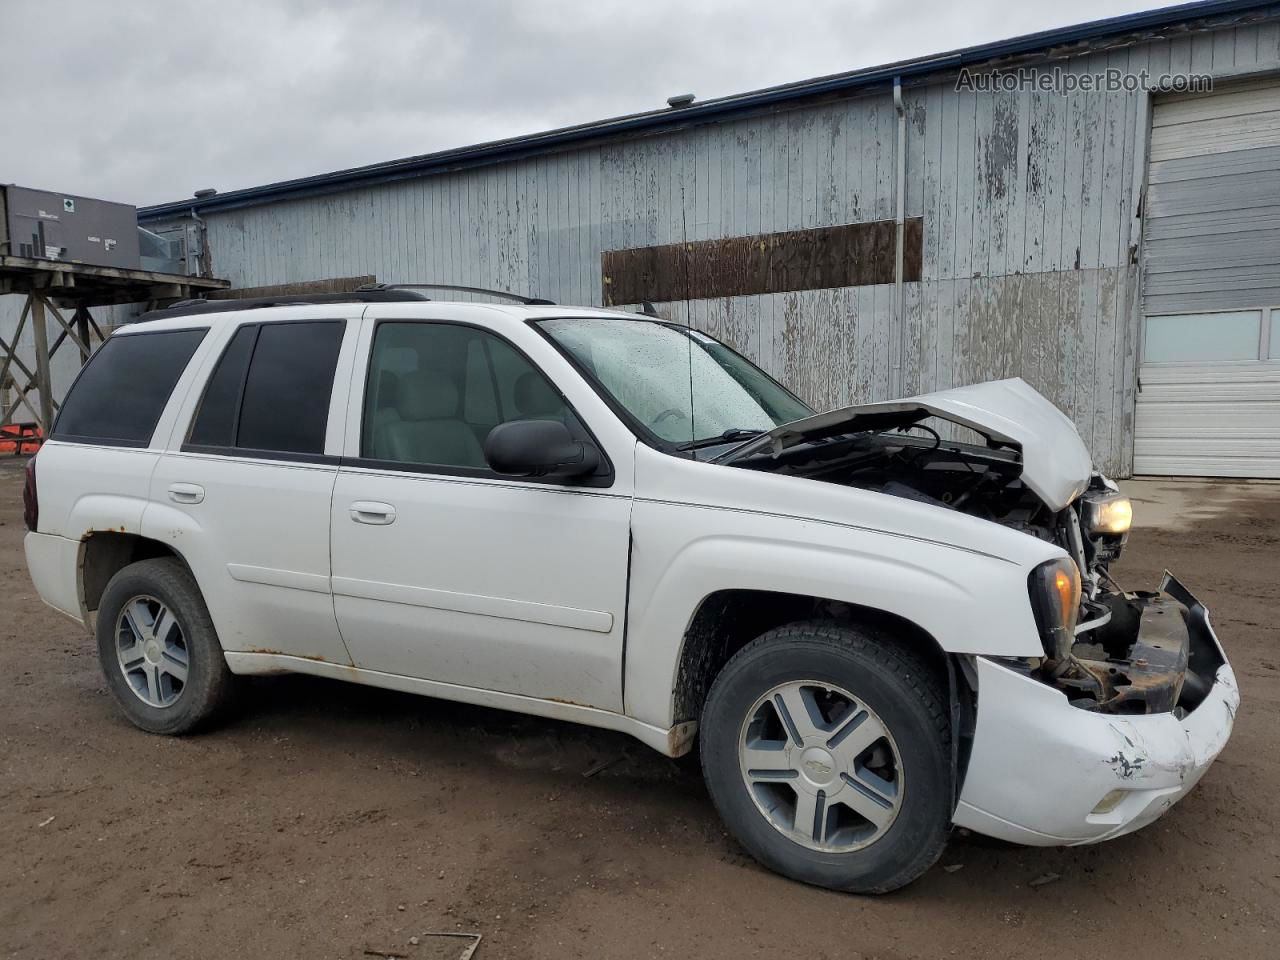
[95,558,236,734]
[700,621,951,893]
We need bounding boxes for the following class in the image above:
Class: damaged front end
[1022,486,1226,718]
[717,378,1226,719]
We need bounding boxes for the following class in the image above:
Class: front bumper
[953,575,1238,845]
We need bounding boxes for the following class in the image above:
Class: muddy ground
[1,462,1277,959]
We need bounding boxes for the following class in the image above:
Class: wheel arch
[79,532,195,624]
[670,589,976,795]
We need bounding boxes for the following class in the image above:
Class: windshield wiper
[675,428,765,452]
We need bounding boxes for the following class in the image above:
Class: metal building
[8,0,1280,477]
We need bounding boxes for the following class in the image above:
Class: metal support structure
[28,294,54,431]
[0,254,229,445]
[0,291,106,432]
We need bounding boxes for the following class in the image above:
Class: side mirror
[484,420,601,479]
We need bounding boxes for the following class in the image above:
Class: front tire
[95,558,235,735]
[700,620,951,893]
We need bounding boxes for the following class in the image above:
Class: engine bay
[732,427,1221,717]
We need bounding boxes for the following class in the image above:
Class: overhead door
[1136,77,1280,477]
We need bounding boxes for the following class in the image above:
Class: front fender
[623,500,1048,729]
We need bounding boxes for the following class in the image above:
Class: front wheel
[700,621,952,893]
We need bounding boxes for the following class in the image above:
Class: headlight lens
[1027,558,1081,660]
[1082,492,1132,536]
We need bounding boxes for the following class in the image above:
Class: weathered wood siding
[17,15,1274,473]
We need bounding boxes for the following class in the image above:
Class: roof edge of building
[138,0,1276,222]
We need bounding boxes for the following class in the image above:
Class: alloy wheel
[114,595,189,708]
[737,680,904,852]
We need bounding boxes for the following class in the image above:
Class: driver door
[329,316,633,712]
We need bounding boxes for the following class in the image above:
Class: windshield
[537,318,813,447]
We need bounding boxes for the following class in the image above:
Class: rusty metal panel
[205,275,375,299]
[600,219,921,306]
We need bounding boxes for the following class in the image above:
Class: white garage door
[1136,77,1280,477]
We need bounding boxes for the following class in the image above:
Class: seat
[513,371,567,421]
[373,373,487,468]
[368,370,401,435]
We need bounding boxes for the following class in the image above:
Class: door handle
[168,483,205,504]
[350,501,396,525]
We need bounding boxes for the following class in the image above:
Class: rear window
[52,329,207,447]
[186,320,345,456]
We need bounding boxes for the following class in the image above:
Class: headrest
[397,374,459,421]
[514,371,562,418]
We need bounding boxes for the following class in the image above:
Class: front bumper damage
[953,574,1238,845]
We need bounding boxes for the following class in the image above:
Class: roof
[137,0,1274,222]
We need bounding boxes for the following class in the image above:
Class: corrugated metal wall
[5,16,1278,475]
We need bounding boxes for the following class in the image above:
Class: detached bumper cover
[954,576,1238,845]
[24,532,84,625]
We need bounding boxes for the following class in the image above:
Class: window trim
[345,318,615,489]
[50,326,210,448]
[181,318,347,458]
[180,445,342,465]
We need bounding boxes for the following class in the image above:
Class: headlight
[1028,558,1081,661]
[1082,492,1132,536]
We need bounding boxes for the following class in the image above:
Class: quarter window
[186,320,345,455]
[361,322,576,470]
[53,328,207,447]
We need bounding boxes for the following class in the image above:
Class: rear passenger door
[146,310,360,665]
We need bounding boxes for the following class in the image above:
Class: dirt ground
[2,462,1277,960]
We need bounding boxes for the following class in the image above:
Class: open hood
[715,378,1093,511]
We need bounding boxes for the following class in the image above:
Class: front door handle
[350,501,396,525]
[168,483,205,504]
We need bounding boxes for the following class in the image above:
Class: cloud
[1,0,1166,206]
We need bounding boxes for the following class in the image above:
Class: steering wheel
[650,408,686,428]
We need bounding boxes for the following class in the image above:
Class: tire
[700,620,951,894]
[95,557,236,735]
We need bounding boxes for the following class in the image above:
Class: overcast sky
[3,0,1172,208]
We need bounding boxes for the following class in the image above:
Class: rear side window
[186,320,345,456]
[187,325,255,447]
[53,329,207,447]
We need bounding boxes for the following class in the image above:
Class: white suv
[23,286,1238,893]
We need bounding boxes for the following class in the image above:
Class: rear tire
[95,558,235,735]
[700,620,951,893]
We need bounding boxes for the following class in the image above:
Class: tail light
[23,456,38,532]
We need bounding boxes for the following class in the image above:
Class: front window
[361,320,587,472]
[537,318,812,449]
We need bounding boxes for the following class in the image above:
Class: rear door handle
[168,483,205,504]
[350,501,396,525]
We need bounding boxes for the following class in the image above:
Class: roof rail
[356,282,555,305]
[135,287,431,322]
